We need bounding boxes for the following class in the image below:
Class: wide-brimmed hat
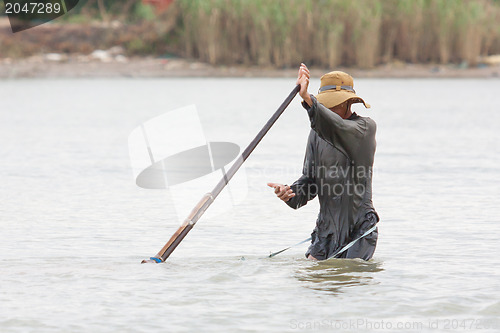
[315,71,370,109]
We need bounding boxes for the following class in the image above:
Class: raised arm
[296,64,364,156]
[303,95,365,155]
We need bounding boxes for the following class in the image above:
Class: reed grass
[160,0,500,68]
[3,0,500,67]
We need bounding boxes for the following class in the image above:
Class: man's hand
[296,63,312,106]
[267,182,295,202]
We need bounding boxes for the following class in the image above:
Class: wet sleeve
[285,174,317,209]
[286,132,318,209]
[302,95,365,156]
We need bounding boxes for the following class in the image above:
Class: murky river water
[1,78,499,332]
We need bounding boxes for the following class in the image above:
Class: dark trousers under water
[306,212,378,261]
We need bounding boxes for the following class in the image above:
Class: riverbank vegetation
[1,0,500,68]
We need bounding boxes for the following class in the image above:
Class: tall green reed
[161,0,500,68]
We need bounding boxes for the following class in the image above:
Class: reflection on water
[295,259,384,294]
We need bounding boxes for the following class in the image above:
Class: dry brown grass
[164,0,500,68]
[2,0,500,68]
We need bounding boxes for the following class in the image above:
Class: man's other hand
[267,182,295,202]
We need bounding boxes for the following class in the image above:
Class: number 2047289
[5,2,63,14]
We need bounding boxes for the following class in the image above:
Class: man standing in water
[268,63,379,260]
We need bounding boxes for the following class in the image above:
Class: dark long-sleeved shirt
[286,95,378,259]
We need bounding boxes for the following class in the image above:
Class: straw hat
[315,71,370,109]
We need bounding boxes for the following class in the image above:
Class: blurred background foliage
[1,0,500,68]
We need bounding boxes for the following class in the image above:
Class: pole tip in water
[141,257,163,264]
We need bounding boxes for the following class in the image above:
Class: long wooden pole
[142,85,300,263]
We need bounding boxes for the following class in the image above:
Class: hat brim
[315,90,371,109]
